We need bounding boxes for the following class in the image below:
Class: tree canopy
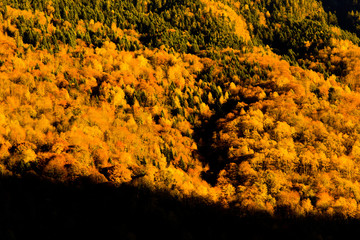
[2,0,360,223]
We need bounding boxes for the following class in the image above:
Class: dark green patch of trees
[0,0,245,53]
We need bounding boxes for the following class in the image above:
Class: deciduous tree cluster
[2,0,360,219]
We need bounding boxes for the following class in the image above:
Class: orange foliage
[4,3,360,219]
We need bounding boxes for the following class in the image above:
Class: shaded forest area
[3,0,360,238]
[320,0,360,36]
[1,175,360,240]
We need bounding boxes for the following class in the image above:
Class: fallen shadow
[319,0,358,34]
[194,95,256,186]
[1,168,360,239]
[193,99,240,186]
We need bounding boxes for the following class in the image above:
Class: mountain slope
[2,0,360,220]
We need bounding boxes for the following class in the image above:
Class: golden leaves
[200,0,251,41]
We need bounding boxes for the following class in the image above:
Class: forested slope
[2,0,360,224]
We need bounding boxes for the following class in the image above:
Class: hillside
[2,0,360,237]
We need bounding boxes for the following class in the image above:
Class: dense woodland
[2,0,360,237]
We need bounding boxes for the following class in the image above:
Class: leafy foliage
[3,0,360,221]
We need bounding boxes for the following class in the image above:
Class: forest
[2,0,360,238]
